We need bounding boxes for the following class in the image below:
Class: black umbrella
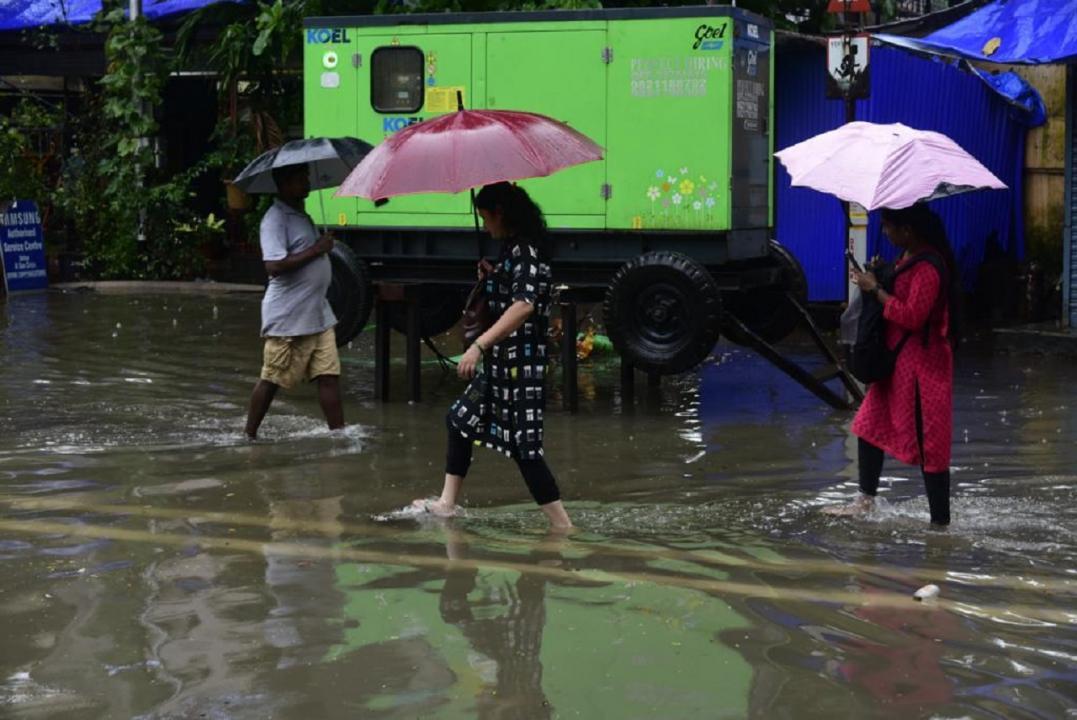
[232,136,374,226]
[232,137,374,194]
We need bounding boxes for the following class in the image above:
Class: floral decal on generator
[635,167,721,230]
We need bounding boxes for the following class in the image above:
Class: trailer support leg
[620,358,635,408]
[723,293,863,411]
[406,295,421,403]
[374,298,391,402]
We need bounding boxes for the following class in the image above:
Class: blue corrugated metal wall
[776,44,1027,301]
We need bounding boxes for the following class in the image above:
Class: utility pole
[826,0,870,302]
[843,1,861,304]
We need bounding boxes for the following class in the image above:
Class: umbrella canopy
[232,137,374,194]
[335,109,604,199]
[774,121,1007,211]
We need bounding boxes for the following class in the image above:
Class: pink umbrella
[774,121,1006,210]
[335,109,603,199]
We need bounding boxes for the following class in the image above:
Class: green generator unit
[303,6,808,376]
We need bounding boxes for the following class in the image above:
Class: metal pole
[842,2,861,304]
[130,0,147,245]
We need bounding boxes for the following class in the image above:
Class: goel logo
[307,28,351,44]
[693,24,726,51]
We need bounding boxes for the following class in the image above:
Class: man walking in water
[245,163,343,439]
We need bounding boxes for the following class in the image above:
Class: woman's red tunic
[851,255,953,473]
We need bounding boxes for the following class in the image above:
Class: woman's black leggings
[858,438,950,525]
[445,425,561,506]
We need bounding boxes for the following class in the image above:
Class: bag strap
[893,252,949,347]
[463,278,485,308]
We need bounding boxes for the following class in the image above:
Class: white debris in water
[914,584,940,601]
[212,305,218,319]
[115,322,122,329]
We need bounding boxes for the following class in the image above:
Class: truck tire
[388,286,468,338]
[723,241,808,345]
[326,244,373,347]
[604,251,722,375]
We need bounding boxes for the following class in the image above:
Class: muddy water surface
[0,291,1074,719]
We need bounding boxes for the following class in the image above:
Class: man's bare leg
[245,380,279,439]
[316,374,344,430]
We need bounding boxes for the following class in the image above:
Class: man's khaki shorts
[260,327,340,389]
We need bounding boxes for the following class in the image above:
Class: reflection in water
[833,581,960,708]
[438,528,553,719]
[0,292,1076,719]
[262,478,346,670]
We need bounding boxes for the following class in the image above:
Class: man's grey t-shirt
[259,199,336,338]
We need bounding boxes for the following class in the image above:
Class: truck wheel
[604,251,722,375]
[723,241,808,345]
[388,286,468,338]
[326,244,373,347]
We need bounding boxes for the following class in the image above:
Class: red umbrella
[335,109,603,199]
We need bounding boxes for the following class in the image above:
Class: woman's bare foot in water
[821,494,875,517]
[411,498,458,518]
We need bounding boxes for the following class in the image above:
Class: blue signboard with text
[1,200,48,292]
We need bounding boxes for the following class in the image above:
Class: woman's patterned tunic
[448,240,552,460]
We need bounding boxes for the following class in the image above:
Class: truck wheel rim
[635,284,688,345]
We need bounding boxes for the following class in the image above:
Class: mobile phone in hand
[845,249,864,274]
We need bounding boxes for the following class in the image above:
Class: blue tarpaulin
[776,44,1027,301]
[875,0,1077,65]
[969,66,1048,126]
[0,0,240,32]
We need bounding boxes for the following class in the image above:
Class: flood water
[0,290,1074,719]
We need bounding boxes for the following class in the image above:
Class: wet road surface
[0,291,1074,719]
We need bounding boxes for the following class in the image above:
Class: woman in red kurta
[830,204,956,526]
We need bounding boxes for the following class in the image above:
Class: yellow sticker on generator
[338,212,347,226]
[425,86,466,113]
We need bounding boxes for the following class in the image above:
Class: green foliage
[0,99,59,210]
[52,4,215,279]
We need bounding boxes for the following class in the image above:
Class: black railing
[892,0,960,17]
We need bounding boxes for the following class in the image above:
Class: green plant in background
[142,212,224,279]
[61,1,223,279]
[0,99,60,214]
[78,4,171,276]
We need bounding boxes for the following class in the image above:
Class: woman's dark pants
[858,438,950,525]
[445,422,561,506]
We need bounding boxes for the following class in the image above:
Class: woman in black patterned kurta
[414,183,572,529]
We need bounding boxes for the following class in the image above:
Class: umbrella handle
[457,90,464,112]
[470,187,482,259]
